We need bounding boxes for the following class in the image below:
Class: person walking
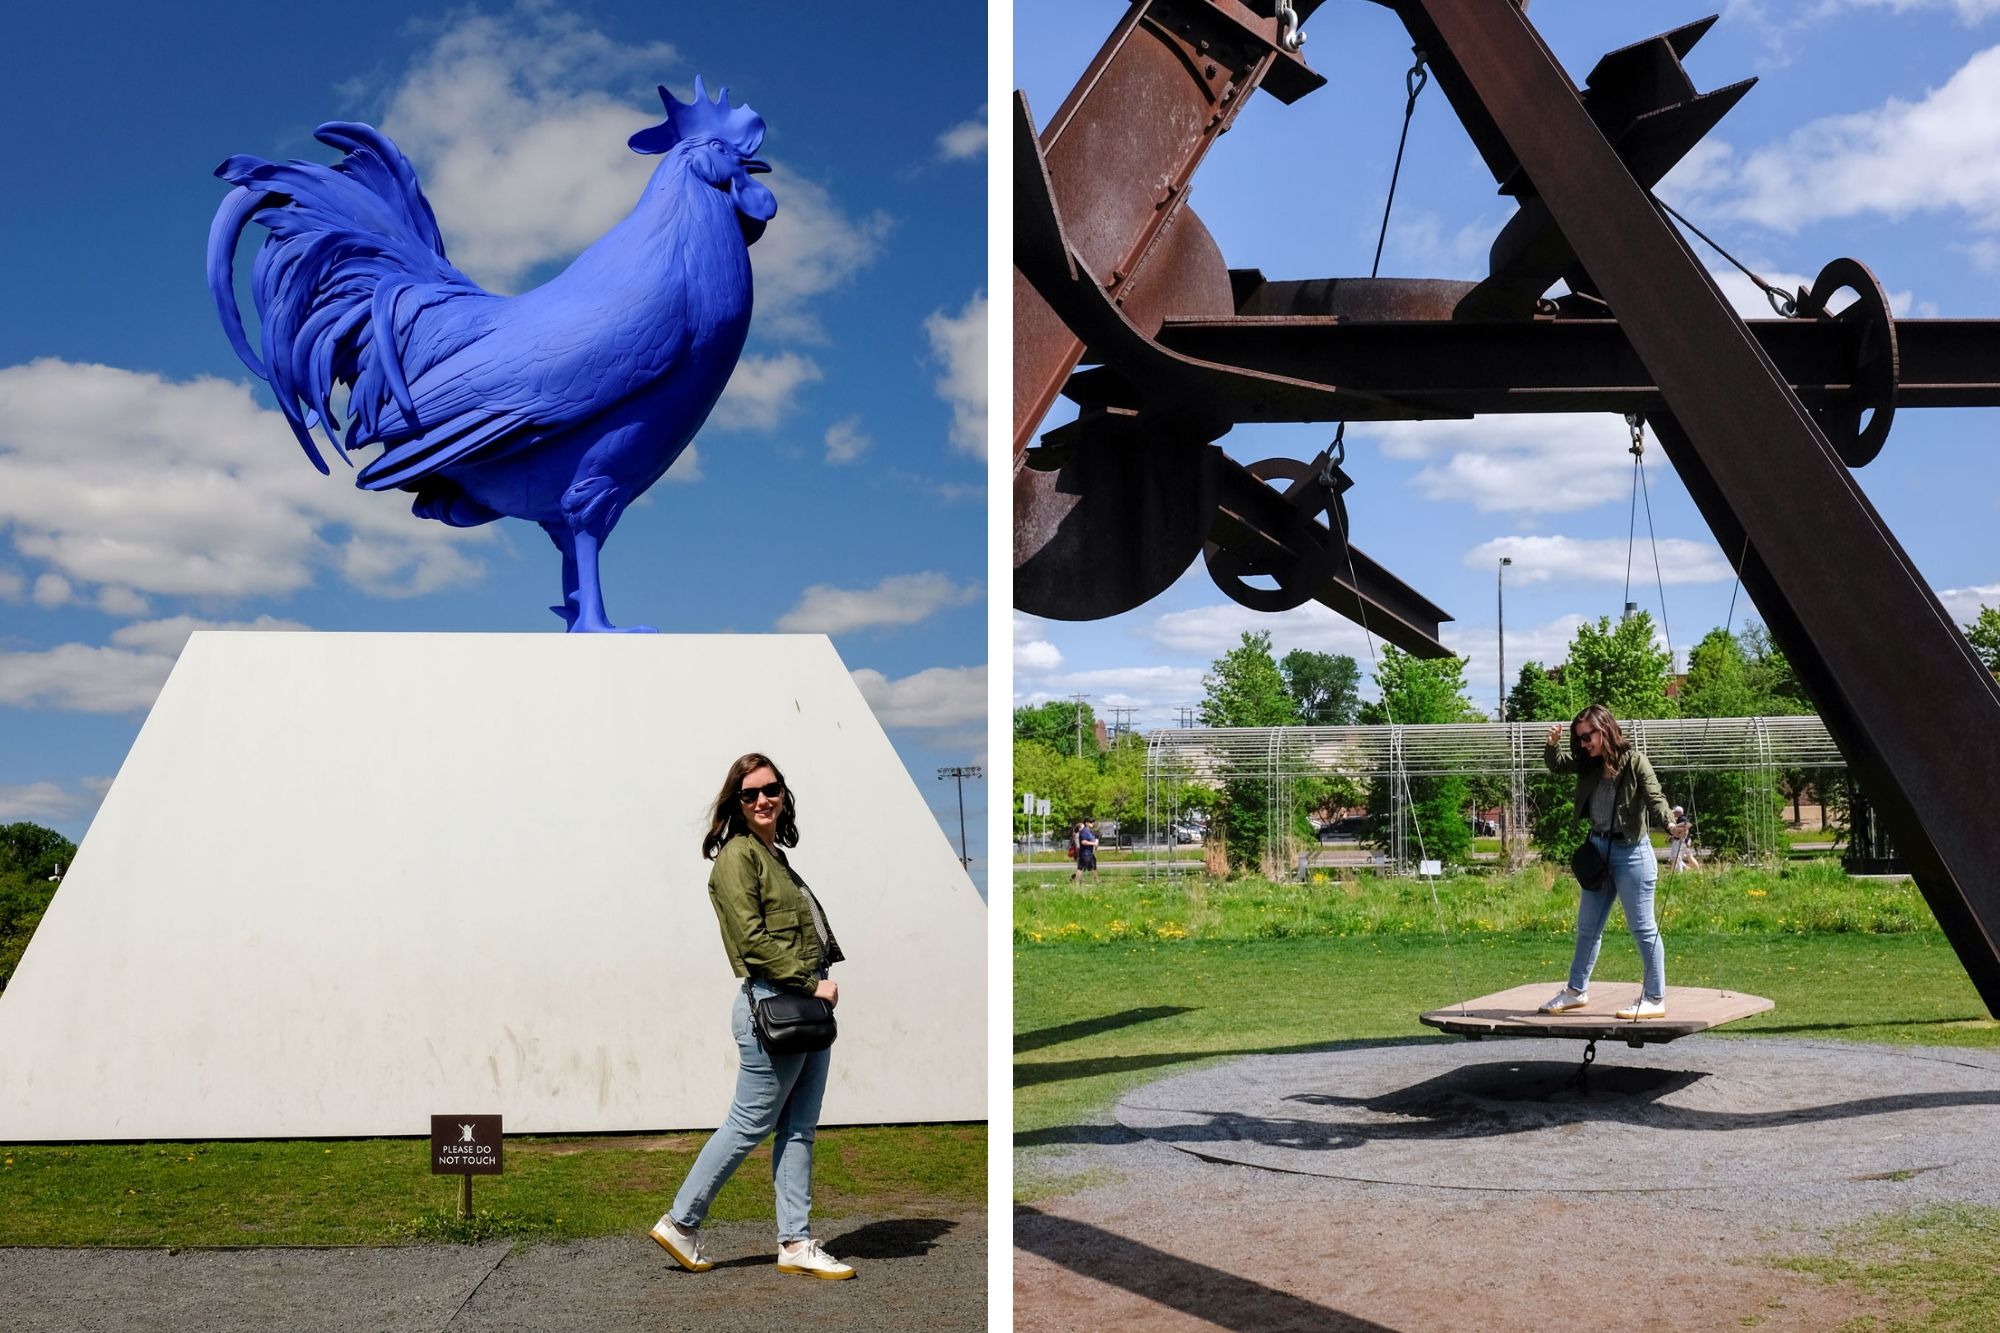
[1667,804,1701,872]
[1070,816,1100,887]
[1537,705,1689,1021]
[650,752,855,1279]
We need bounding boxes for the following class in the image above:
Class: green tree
[1200,632,1301,872]
[1965,605,2000,675]
[1279,649,1361,725]
[1505,664,1587,861]
[1013,700,1099,758]
[1199,632,1299,729]
[1564,611,1675,720]
[0,822,76,994]
[1360,647,1474,866]
[1096,732,1150,836]
[1011,739,1101,841]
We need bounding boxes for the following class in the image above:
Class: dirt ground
[1014,1157,1881,1332]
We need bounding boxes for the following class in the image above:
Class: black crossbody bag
[752,990,837,1054]
[1570,835,1610,893]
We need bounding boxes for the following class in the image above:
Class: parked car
[1172,823,1205,844]
[1469,817,1499,837]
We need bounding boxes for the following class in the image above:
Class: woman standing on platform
[1537,705,1688,1021]
[650,752,855,1280]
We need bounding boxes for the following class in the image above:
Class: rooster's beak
[742,158,771,175]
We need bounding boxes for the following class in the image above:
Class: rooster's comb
[628,76,766,158]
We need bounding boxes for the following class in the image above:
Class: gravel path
[0,1212,984,1333]
[1017,1038,2000,1331]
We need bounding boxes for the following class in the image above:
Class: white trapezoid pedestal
[0,632,985,1140]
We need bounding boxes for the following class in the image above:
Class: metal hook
[1276,0,1305,52]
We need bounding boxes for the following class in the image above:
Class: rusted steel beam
[1140,315,2000,420]
[1392,0,2000,1011]
[1013,0,1320,461]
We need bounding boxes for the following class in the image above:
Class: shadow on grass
[1015,1007,1198,1055]
[1015,1206,1396,1332]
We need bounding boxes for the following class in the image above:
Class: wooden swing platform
[1419,982,1774,1047]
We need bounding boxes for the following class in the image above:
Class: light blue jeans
[1569,833,1666,1002]
[670,978,830,1242]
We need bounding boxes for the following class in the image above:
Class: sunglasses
[737,781,785,805]
[1574,728,1598,741]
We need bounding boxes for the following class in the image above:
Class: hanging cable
[1650,193,1801,318]
[1370,50,1430,280]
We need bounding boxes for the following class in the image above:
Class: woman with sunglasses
[650,752,854,1280]
[1538,704,1688,1021]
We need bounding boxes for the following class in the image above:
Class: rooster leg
[539,522,581,629]
[562,476,656,634]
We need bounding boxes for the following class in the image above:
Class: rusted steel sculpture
[1015,0,2000,1010]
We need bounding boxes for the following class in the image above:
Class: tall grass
[1015,862,1934,945]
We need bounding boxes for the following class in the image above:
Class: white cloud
[662,444,703,484]
[109,615,310,657]
[1939,581,2000,624]
[0,361,489,604]
[374,5,887,335]
[0,781,85,823]
[823,416,871,465]
[376,9,677,290]
[1466,535,1735,586]
[95,586,150,617]
[851,665,986,729]
[1014,612,1064,674]
[31,574,70,608]
[926,292,987,460]
[1681,46,2000,237]
[712,353,824,432]
[1143,600,1383,659]
[1356,413,1637,514]
[0,567,20,602]
[937,108,987,161]
[0,617,309,714]
[776,573,979,634]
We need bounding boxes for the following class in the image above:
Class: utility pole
[1070,692,1089,757]
[1176,705,1197,729]
[1106,706,1137,741]
[937,766,982,868]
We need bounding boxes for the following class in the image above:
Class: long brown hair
[1571,703,1631,773]
[702,752,800,859]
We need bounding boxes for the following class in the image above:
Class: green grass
[1775,1204,2000,1331]
[0,1124,983,1247]
[1015,862,1933,945]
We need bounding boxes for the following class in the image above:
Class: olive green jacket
[706,834,844,992]
[1543,741,1676,842]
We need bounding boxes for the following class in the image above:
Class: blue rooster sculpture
[207,79,774,632]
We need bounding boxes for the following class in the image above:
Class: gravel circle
[1114,1036,2000,1191]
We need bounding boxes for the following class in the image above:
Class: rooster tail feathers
[208,122,483,471]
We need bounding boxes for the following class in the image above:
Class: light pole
[938,765,983,868]
[1497,556,1512,724]
[1498,555,1513,857]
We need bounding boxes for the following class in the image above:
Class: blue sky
[0,2,989,883]
[1014,0,2000,731]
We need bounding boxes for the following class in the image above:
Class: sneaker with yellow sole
[1614,997,1667,1020]
[777,1238,856,1280]
[649,1216,713,1272]
[1537,987,1588,1014]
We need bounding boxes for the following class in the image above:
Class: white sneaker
[1538,987,1588,1014]
[649,1215,713,1272]
[776,1238,856,1280]
[1615,997,1667,1021]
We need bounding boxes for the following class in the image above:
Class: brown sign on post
[430,1114,502,1215]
